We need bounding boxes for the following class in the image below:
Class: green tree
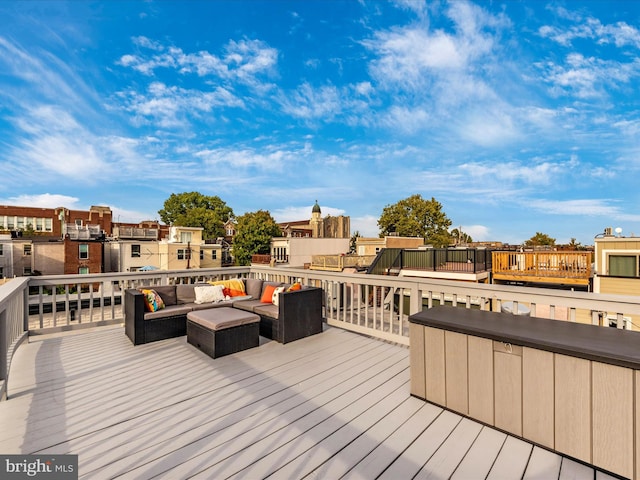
[568,237,584,250]
[23,223,36,236]
[524,232,556,247]
[232,210,282,266]
[349,231,361,253]
[158,192,233,240]
[450,227,473,244]
[378,194,452,247]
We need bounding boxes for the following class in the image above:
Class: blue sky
[1,0,639,245]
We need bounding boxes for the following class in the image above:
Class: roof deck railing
[3,265,640,401]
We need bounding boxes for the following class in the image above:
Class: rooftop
[1,324,616,479]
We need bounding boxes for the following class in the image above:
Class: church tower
[310,200,324,238]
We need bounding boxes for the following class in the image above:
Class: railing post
[0,311,6,384]
[409,283,422,315]
[23,284,29,333]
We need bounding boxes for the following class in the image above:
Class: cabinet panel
[592,362,633,478]
[494,349,522,436]
[467,336,493,425]
[522,347,554,448]
[445,331,468,415]
[555,354,591,463]
[424,326,446,406]
[409,323,426,399]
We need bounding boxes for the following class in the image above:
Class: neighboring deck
[0,326,618,479]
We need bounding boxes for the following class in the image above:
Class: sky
[1,0,639,246]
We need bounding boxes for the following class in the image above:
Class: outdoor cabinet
[493,341,522,436]
[409,306,640,480]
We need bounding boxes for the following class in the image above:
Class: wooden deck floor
[0,326,619,479]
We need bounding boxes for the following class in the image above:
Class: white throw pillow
[194,285,225,304]
[272,286,286,306]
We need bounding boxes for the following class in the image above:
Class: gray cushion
[245,278,263,299]
[187,307,259,330]
[253,304,279,320]
[152,285,177,306]
[191,300,235,310]
[233,299,264,313]
[176,284,197,304]
[144,304,192,320]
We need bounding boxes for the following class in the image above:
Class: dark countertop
[409,305,640,370]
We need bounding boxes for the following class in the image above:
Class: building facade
[355,236,425,256]
[278,201,350,239]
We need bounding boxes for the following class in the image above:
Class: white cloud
[528,198,620,216]
[539,16,640,49]
[380,105,430,134]
[364,1,507,91]
[118,37,278,86]
[458,108,517,146]
[538,53,640,99]
[391,0,428,19]
[118,81,244,128]
[351,215,379,238]
[0,194,80,209]
[272,204,346,223]
[460,224,490,241]
[195,142,313,170]
[110,205,160,224]
[279,82,342,120]
[458,159,566,184]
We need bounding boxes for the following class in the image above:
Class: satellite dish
[615,227,623,235]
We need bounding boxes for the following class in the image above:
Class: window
[199,250,204,261]
[23,244,32,256]
[36,218,44,231]
[45,218,52,231]
[177,249,186,260]
[79,267,89,275]
[7,217,14,229]
[212,250,217,260]
[0,244,3,256]
[226,227,234,236]
[131,245,141,258]
[23,266,32,275]
[79,244,89,260]
[180,232,192,243]
[609,255,638,277]
[17,217,24,230]
[75,219,83,226]
[0,266,3,277]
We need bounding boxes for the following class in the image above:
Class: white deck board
[0,325,609,480]
[523,446,563,479]
[487,436,533,480]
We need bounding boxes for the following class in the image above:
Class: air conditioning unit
[604,227,613,236]
[606,315,632,330]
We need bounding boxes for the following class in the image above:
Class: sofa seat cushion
[191,299,235,310]
[144,304,192,320]
[152,285,177,306]
[253,304,279,320]
[233,299,264,313]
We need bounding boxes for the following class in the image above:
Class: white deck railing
[3,265,640,400]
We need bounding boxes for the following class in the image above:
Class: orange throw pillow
[261,284,277,303]
[287,282,302,291]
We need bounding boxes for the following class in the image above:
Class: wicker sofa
[124,278,323,346]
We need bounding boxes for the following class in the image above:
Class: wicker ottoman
[187,307,260,359]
